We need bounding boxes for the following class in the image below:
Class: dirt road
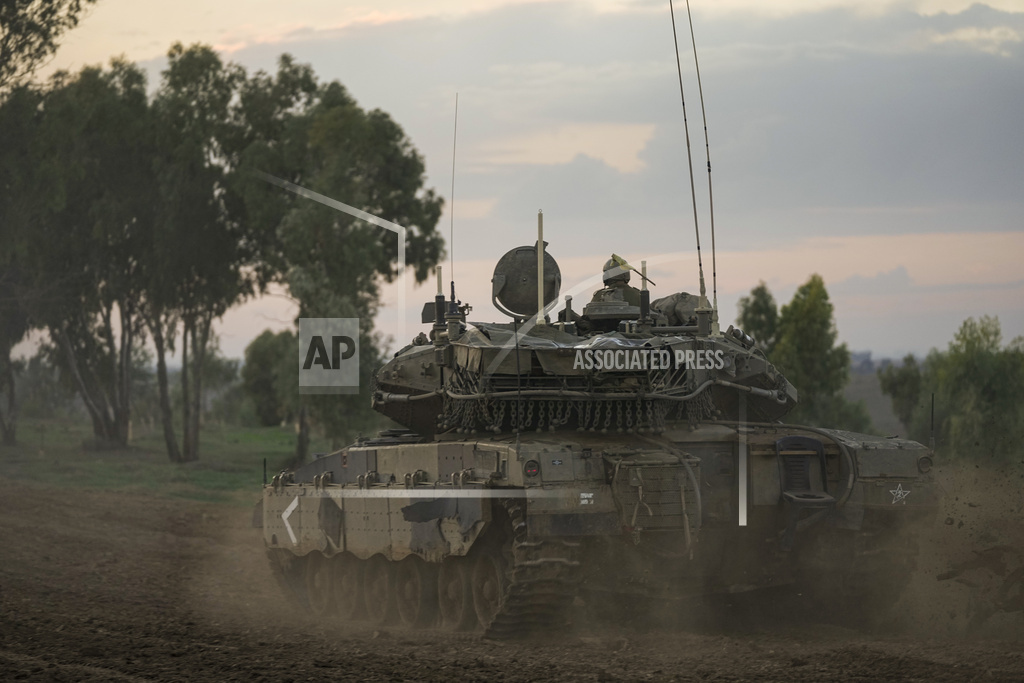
[1,475,1021,682]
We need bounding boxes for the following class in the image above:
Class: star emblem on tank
[889,483,911,505]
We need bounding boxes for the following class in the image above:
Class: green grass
[0,417,335,505]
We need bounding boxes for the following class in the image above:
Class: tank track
[265,499,584,639]
[483,499,583,639]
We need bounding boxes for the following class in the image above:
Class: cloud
[928,25,1023,55]
[476,123,657,173]
[367,230,1024,360]
[187,1,1023,274]
[451,198,498,220]
[832,266,915,296]
[39,0,1024,360]
[213,11,418,55]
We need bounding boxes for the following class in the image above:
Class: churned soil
[0,465,1022,682]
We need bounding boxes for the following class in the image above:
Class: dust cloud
[2,467,1022,681]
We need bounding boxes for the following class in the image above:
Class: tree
[21,60,156,447]
[741,275,870,431]
[240,79,444,458]
[736,281,778,354]
[0,0,97,445]
[0,85,46,445]
[2,43,443,460]
[881,316,1024,461]
[878,354,921,428]
[773,276,848,396]
[946,317,1024,460]
[144,45,317,462]
[149,43,246,462]
[242,329,296,427]
[0,264,30,443]
[0,0,97,92]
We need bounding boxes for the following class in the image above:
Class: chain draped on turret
[438,357,715,434]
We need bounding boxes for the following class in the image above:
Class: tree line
[0,41,444,460]
[879,316,1024,462]
[736,275,871,432]
[737,277,1024,462]
[4,3,1012,465]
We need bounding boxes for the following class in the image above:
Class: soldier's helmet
[603,257,630,285]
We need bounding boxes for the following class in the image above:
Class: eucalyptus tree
[149,44,244,461]
[147,45,318,461]
[242,80,445,455]
[26,60,156,446]
[150,47,443,460]
[0,0,98,92]
[2,41,444,460]
[0,0,98,445]
[0,262,30,444]
[0,85,42,444]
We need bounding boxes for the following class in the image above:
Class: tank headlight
[524,460,541,478]
[917,455,933,473]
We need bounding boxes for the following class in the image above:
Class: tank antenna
[449,92,459,299]
[684,0,719,334]
[536,210,545,327]
[669,0,707,304]
[929,392,935,451]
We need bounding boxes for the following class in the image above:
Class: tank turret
[373,244,797,437]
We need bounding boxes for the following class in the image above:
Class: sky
[26,0,1024,361]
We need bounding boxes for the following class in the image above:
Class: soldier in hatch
[574,255,672,332]
[563,254,678,331]
[590,255,697,327]
[591,256,642,307]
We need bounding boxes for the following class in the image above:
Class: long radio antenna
[449,93,459,297]
[685,0,717,325]
[669,0,706,303]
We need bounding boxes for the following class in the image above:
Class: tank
[257,241,938,637]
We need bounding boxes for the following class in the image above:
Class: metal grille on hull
[612,464,701,530]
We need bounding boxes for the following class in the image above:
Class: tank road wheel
[304,552,334,616]
[395,556,438,629]
[438,557,477,631]
[331,553,365,621]
[472,547,510,629]
[364,555,397,625]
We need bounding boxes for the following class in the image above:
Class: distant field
[844,371,906,437]
[0,418,333,505]
[1,376,906,502]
